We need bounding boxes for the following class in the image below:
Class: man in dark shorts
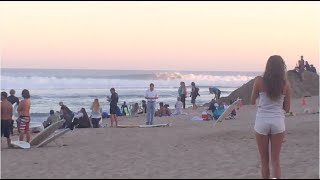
[209,87,221,100]
[7,89,19,135]
[107,88,119,127]
[1,91,13,148]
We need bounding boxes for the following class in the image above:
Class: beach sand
[1,96,319,179]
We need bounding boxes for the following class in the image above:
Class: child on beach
[173,97,183,115]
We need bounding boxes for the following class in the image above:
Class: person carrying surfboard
[1,91,13,148]
[250,55,291,179]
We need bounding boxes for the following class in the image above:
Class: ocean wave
[1,73,255,90]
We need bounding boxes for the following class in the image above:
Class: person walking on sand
[250,55,291,179]
[178,81,187,109]
[145,83,158,125]
[17,89,32,143]
[1,92,13,148]
[107,88,119,127]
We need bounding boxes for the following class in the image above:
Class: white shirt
[175,101,183,110]
[145,89,158,102]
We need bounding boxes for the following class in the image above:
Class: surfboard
[30,119,65,146]
[139,123,170,128]
[36,128,71,148]
[124,107,130,116]
[213,99,241,127]
[117,123,170,128]
[11,141,30,149]
[117,125,140,128]
[12,103,19,119]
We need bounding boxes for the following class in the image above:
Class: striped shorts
[18,116,30,132]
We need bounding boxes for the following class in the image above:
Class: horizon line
[1,67,263,73]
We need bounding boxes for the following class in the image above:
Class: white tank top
[256,92,285,119]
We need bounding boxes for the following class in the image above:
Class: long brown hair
[92,99,100,112]
[263,55,287,100]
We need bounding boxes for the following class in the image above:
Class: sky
[0,1,319,71]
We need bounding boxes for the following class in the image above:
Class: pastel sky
[0,1,319,71]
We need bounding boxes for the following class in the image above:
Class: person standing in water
[178,81,187,109]
[250,55,291,179]
[190,82,200,110]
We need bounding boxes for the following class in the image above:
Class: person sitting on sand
[43,110,60,128]
[131,103,140,116]
[138,100,147,114]
[305,61,311,72]
[155,102,165,117]
[163,104,171,116]
[208,99,217,114]
[71,108,92,129]
[213,101,225,120]
[59,102,74,129]
[173,97,183,115]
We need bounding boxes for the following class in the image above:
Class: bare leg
[19,131,24,141]
[255,132,270,179]
[114,115,118,127]
[7,138,11,148]
[26,131,31,143]
[270,132,285,179]
[110,115,114,127]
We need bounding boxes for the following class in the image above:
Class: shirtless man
[1,91,13,148]
[17,89,31,142]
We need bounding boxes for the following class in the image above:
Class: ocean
[1,68,261,123]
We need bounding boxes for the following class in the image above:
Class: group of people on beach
[1,89,31,148]
[295,55,317,81]
[1,55,298,179]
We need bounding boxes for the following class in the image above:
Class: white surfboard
[11,141,30,149]
[36,128,71,148]
[213,99,241,127]
[12,103,19,118]
[30,119,65,146]
[139,123,170,128]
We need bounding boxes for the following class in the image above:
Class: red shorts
[18,116,30,132]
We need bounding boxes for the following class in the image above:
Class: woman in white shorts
[250,55,291,179]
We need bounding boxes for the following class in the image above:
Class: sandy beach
[1,96,319,179]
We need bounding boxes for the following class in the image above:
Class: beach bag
[201,111,212,121]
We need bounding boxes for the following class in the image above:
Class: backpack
[195,87,200,96]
